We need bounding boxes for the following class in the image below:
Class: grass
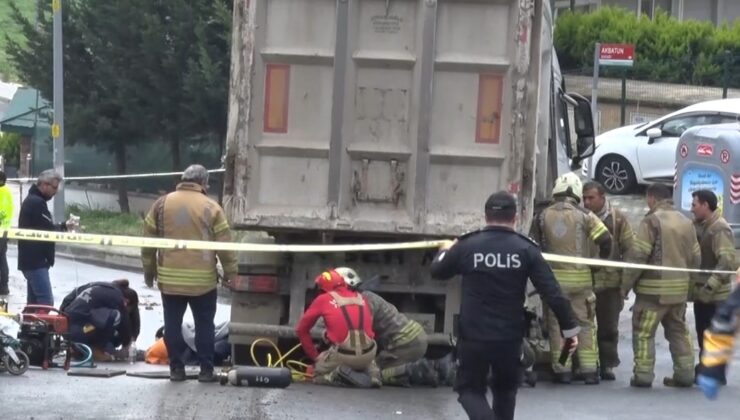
[0,0,36,81]
[66,204,144,237]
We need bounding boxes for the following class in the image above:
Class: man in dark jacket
[61,279,141,343]
[17,169,77,305]
[431,191,579,420]
[61,280,139,361]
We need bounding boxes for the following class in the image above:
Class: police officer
[530,173,612,385]
[622,183,701,388]
[431,191,579,420]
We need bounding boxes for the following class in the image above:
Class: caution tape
[6,168,226,183]
[5,227,737,276]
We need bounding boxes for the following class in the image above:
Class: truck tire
[596,155,637,194]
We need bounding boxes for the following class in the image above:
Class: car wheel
[596,155,637,194]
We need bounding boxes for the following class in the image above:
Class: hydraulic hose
[249,338,312,382]
[70,342,93,367]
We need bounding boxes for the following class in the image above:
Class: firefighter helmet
[552,172,583,203]
[335,267,361,289]
[314,269,346,292]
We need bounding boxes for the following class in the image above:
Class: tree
[6,0,153,212]
[139,0,231,178]
[5,0,232,211]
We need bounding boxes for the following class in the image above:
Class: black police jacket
[430,225,579,341]
[63,284,133,347]
[17,184,67,271]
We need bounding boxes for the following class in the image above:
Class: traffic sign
[598,43,634,67]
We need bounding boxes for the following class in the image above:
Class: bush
[554,7,740,87]
[0,132,20,167]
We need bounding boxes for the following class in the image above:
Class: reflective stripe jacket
[362,290,424,349]
[592,201,635,291]
[622,200,701,304]
[691,211,738,303]
[141,182,238,296]
[530,197,612,293]
[0,184,13,229]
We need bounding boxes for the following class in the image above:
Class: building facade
[554,0,740,25]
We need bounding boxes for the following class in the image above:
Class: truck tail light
[232,275,279,293]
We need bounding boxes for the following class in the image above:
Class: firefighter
[530,172,611,385]
[582,181,635,381]
[335,267,435,387]
[689,189,738,352]
[622,183,701,388]
[295,269,381,387]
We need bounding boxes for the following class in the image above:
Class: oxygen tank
[217,366,292,388]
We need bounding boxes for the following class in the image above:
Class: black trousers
[161,289,218,371]
[0,238,8,294]
[455,338,520,420]
[694,301,717,351]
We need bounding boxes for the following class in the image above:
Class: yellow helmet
[552,172,583,203]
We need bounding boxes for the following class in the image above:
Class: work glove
[144,272,156,288]
[695,277,723,303]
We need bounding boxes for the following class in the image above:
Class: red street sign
[598,43,635,67]
[679,143,688,158]
[697,144,714,157]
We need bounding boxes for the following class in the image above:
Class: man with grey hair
[142,164,238,383]
[18,169,78,305]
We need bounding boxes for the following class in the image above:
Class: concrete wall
[682,0,713,22]
[596,0,740,25]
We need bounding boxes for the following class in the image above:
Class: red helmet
[314,269,346,293]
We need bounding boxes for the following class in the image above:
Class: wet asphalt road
[2,247,740,419]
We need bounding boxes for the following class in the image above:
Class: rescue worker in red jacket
[296,269,381,387]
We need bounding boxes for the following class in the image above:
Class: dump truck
[221,0,595,362]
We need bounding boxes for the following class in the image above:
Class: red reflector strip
[475,74,503,144]
[232,275,279,293]
[264,64,290,133]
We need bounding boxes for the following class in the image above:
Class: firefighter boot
[381,364,411,387]
[433,354,457,387]
[552,372,572,384]
[583,372,600,385]
[408,359,439,387]
[663,376,694,388]
[600,366,616,381]
[629,377,652,388]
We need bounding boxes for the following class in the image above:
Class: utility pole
[52,0,65,223]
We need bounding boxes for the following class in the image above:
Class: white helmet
[335,267,362,288]
[552,172,583,203]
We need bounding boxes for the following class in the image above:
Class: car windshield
[634,121,650,129]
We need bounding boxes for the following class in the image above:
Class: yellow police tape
[6,227,737,276]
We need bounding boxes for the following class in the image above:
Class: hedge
[554,7,740,88]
